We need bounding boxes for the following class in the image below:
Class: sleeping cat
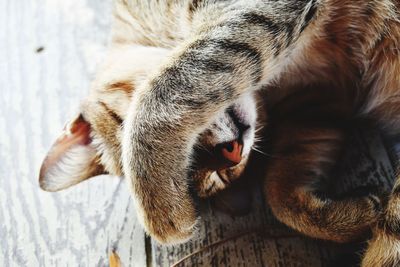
[39,0,400,266]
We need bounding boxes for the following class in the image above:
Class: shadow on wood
[153,128,397,267]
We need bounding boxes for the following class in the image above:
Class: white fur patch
[208,92,257,157]
[40,145,97,192]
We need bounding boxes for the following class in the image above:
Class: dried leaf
[109,251,121,267]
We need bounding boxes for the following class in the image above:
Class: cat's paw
[362,194,400,267]
[129,172,198,244]
[123,91,256,243]
[362,225,400,267]
[143,205,198,244]
[376,191,400,237]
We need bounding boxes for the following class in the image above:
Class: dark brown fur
[40,1,400,265]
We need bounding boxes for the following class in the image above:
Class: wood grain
[0,1,146,266]
[153,128,398,267]
[1,1,399,267]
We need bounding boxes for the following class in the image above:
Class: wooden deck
[1,1,399,266]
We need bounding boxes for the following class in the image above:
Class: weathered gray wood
[2,1,400,267]
[153,128,398,267]
[0,1,146,266]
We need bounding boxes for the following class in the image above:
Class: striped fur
[40,0,400,264]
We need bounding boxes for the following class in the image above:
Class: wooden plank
[0,0,146,266]
[153,128,397,267]
[2,0,399,266]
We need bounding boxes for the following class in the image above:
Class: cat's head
[39,45,257,198]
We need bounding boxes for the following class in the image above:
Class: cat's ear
[39,114,105,192]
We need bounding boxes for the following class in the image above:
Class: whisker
[251,146,280,159]
[252,146,268,156]
[254,138,262,144]
[254,125,265,134]
[253,135,265,144]
[253,139,262,144]
[256,106,264,112]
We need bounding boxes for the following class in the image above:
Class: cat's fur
[39,0,400,266]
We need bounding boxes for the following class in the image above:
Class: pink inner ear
[39,115,92,180]
[69,116,92,145]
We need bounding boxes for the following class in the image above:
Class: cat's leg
[361,180,400,267]
[122,2,321,243]
[362,124,400,266]
[361,62,400,266]
[264,121,383,242]
[362,221,400,266]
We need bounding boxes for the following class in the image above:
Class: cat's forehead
[82,46,172,119]
[91,45,171,93]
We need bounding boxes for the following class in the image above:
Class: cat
[38,45,257,197]
[39,0,400,266]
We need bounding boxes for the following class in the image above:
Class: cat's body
[39,0,400,266]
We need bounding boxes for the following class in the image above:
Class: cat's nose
[219,140,243,166]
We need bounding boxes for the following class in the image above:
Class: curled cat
[39,0,400,266]
[39,45,257,198]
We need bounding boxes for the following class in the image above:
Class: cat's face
[39,45,257,197]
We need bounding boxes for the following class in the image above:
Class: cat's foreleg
[122,39,265,243]
[122,3,319,243]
